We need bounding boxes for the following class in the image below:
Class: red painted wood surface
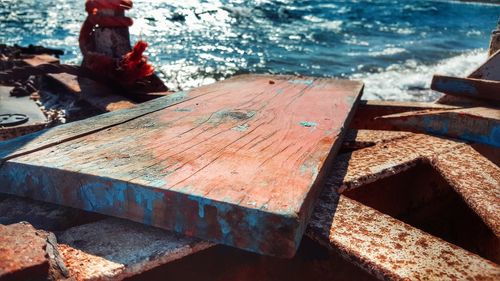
[0,75,363,257]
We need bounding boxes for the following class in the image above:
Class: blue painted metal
[431,75,500,102]
[376,107,500,147]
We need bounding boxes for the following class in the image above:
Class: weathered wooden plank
[0,86,209,163]
[372,107,500,147]
[47,73,136,112]
[0,75,363,257]
[431,75,500,102]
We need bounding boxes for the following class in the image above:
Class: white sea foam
[351,49,488,101]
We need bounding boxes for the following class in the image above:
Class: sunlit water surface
[1,0,499,101]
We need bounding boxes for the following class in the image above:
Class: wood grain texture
[0,75,363,257]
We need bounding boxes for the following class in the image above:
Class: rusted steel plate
[0,222,69,281]
[58,218,213,281]
[472,143,500,166]
[469,49,500,81]
[431,145,500,238]
[330,134,464,192]
[307,194,500,281]
[47,73,136,112]
[0,223,50,280]
[373,107,500,147]
[431,75,500,102]
[350,100,458,129]
[0,75,363,257]
[342,129,413,150]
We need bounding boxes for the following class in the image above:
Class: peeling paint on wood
[0,75,363,257]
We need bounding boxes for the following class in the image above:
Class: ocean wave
[351,49,488,101]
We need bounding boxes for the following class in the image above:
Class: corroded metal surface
[307,195,500,281]
[342,129,413,150]
[431,145,500,238]
[58,218,213,281]
[431,75,500,102]
[469,50,500,81]
[330,134,464,192]
[373,107,500,147]
[306,128,500,279]
[0,222,67,281]
[350,100,458,129]
[0,75,363,257]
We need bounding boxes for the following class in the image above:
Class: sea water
[0,0,499,101]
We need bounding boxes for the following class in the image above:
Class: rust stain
[431,145,500,237]
[307,195,500,281]
[306,130,500,280]
[331,133,465,193]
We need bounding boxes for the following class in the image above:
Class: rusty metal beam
[431,75,500,102]
[307,134,500,279]
[325,132,499,239]
[331,134,464,192]
[372,107,500,147]
[307,195,500,281]
[431,145,500,239]
[350,100,458,129]
[469,50,500,81]
[342,129,413,150]
[0,223,70,281]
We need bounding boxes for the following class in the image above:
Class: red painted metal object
[0,75,363,257]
